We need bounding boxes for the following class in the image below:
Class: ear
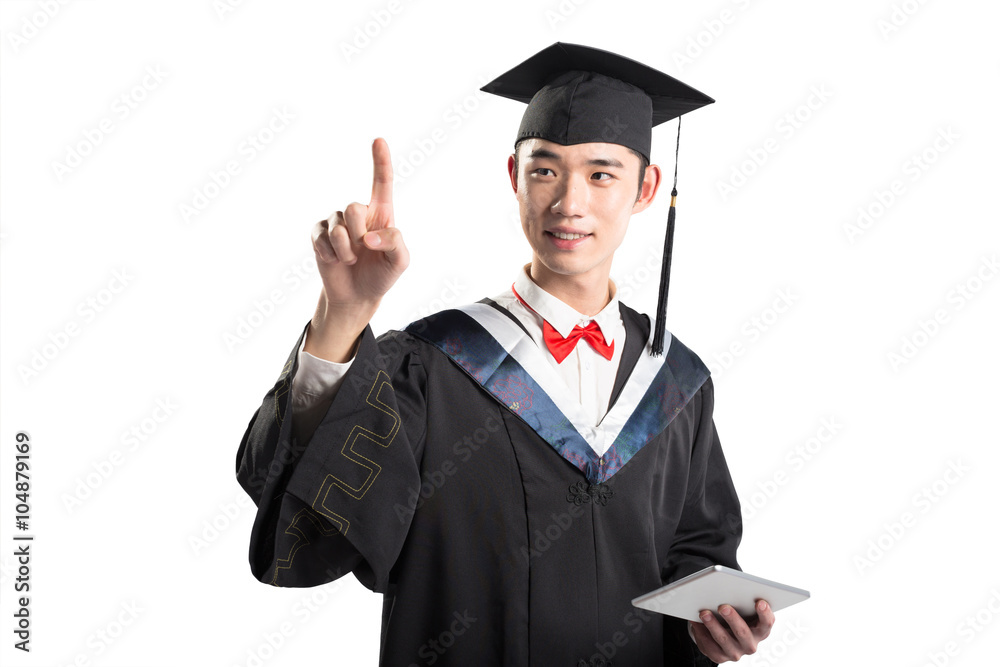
[632,163,662,214]
[507,153,518,193]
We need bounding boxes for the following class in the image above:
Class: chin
[535,256,598,279]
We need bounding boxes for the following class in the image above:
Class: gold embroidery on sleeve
[270,506,343,586]
[311,370,400,529]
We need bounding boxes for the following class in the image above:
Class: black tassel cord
[651,117,682,356]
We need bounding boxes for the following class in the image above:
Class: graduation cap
[481,42,714,355]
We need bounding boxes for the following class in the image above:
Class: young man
[236,43,773,665]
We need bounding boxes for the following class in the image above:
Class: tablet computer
[631,565,810,623]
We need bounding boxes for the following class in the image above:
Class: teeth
[551,232,587,240]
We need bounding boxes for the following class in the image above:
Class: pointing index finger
[370,137,394,209]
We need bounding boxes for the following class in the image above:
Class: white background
[1,0,998,665]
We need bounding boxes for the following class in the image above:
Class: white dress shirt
[290,265,626,455]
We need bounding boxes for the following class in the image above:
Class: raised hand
[305,138,410,362]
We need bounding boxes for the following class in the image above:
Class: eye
[533,167,554,176]
[592,172,614,181]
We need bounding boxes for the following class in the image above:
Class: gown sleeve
[662,376,743,667]
[235,322,427,593]
[662,376,742,582]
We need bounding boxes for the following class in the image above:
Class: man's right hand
[305,137,409,362]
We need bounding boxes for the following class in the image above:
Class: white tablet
[631,565,810,623]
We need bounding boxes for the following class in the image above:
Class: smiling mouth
[547,231,590,240]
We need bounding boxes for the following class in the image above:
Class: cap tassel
[651,190,676,356]
[651,118,683,356]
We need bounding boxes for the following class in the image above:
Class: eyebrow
[526,148,625,169]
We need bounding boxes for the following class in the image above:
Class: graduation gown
[236,300,742,666]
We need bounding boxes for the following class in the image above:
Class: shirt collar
[512,264,622,344]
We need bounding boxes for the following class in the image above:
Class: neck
[527,262,613,316]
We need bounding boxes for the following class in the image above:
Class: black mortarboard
[481,42,714,355]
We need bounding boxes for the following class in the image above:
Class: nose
[551,173,588,218]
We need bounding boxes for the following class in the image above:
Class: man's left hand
[689,599,775,663]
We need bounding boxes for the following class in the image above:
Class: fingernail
[758,601,767,611]
[721,606,733,616]
[700,611,712,622]
[365,232,381,247]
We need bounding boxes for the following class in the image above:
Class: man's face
[508,138,657,288]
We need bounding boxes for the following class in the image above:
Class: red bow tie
[543,320,614,364]
[511,284,614,364]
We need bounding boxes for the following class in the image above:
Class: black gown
[236,299,742,666]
